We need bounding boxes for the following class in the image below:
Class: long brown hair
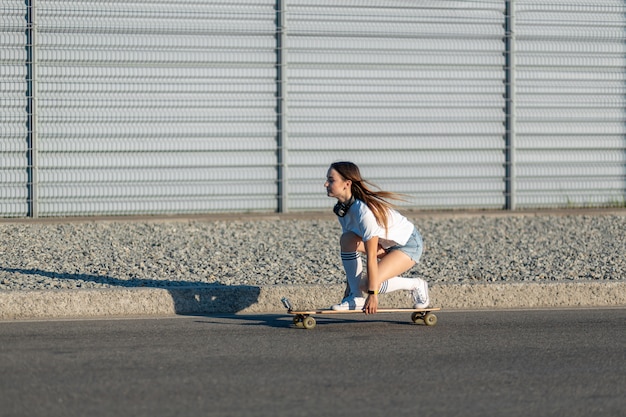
[330,161,405,232]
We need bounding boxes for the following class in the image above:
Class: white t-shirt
[338,199,415,249]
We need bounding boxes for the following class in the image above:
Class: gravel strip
[1,212,625,291]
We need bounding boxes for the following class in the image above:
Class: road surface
[1,308,624,417]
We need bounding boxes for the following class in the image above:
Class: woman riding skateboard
[325,161,429,314]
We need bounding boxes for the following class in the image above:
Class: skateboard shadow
[192,314,351,329]
[219,313,424,329]
[0,267,261,315]
[191,313,290,329]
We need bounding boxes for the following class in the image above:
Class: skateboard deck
[281,297,440,329]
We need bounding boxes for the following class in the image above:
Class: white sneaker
[331,295,366,311]
[412,279,430,309]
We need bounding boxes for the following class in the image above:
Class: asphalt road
[1,308,624,417]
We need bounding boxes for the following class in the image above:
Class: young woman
[324,161,429,314]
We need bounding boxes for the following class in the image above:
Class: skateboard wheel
[293,314,307,328]
[302,316,317,330]
[423,312,437,326]
[411,312,424,323]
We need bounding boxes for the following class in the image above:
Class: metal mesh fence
[1,0,625,217]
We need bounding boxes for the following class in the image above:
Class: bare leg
[358,250,416,292]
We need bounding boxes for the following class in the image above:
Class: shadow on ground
[0,267,260,315]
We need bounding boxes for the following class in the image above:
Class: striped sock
[341,251,363,297]
[378,277,418,294]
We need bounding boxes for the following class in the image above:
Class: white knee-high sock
[341,251,363,297]
[379,277,423,294]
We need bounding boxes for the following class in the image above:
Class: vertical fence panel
[515,0,626,207]
[0,0,29,216]
[285,0,508,211]
[35,0,279,216]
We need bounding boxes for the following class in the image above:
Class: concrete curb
[1,281,625,320]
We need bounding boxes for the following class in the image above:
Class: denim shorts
[386,227,423,263]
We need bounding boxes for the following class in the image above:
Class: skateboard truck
[281,297,294,311]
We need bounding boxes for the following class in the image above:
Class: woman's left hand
[364,294,378,314]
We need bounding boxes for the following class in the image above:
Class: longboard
[281,297,440,329]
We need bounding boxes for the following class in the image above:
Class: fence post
[504,0,517,210]
[26,0,39,218]
[276,0,288,213]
